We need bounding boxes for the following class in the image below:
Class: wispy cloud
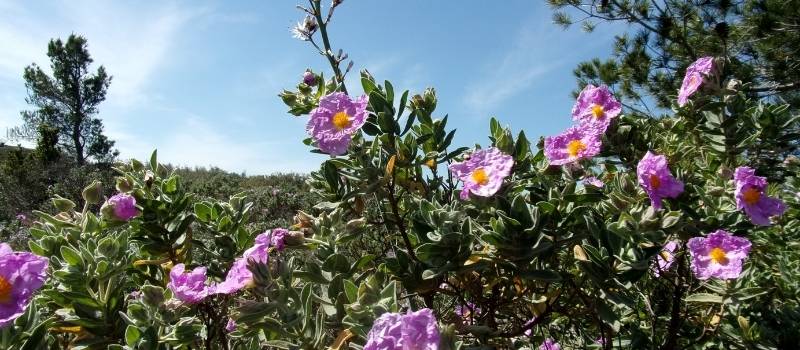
[463,19,565,114]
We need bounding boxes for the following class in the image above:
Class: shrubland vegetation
[1,1,799,349]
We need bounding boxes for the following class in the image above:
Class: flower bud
[144,171,155,188]
[293,210,314,228]
[284,230,306,246]
[303,71,316,86]
[116,177,133,193]
[718,166,733,179]
[52,195,76,212]
[280,91,297,105]
[82,180,103,205]
[346,218,366,232]
[784,155,800,166]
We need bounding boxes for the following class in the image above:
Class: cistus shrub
[2,2,800,350]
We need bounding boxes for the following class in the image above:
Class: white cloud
[119,115,319,174]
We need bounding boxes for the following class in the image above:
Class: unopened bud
[284,230,306,246]
[144,171,155,188]
[116,177,133,193]
[573,245,589,262]
[718,166,733,179]
[280,91,297,105]
[303,71,316,86]
[52,195,76,212]
[346,218,366,231]
[82,180,103,205]
[784,155,800,166]
[294,210,314,228]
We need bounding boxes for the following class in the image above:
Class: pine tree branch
[746,81,800,93]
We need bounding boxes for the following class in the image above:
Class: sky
[0,0,624,174]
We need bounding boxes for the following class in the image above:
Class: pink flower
[364,309,440,350]
[167,264,212,304]
[215,233,271,294]
[733,166,786,226]
[0,243,48,327]
[653,240,679,277]
[583,176,604,188]
[678,57,715,106]
[637,151,684,209]
[687,230,751,280]
[306,92,368,155]
[540,338,561,350]
[225,318,236,332]
[101,193,138,221]
[544,126,602,165]
[448,147,514,200]
[571,84,622,133]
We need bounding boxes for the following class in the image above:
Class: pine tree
[548,0,800,112]
[21,34,118,165]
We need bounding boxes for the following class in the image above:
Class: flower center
[659,251,672,261]
[649,174,661,189]
[331,111,352,131]
[0,275,12,304]
[591,104,605,119]
[470,168,489,185]
[742,187,761,205]
[425,159,436,168]
[566,140,586,157]
[709,247,728,265]
[689,75,699,86]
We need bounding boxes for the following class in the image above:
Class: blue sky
[0,0,623,174]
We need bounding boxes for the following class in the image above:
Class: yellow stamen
[591,104,605,119]
[331,111,352,131]
[470,168,489,185]
[659,251,672,261]
[0,275,12,304]
[650,174,661,189]
[566,140,586,158]
[709,247,728,265]
[742,187,761,205]
[425,158,436,169]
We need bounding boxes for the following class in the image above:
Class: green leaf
[519,269,562,282]
[60,245,83,266]
[685,293,724,304]
[322,254,350,274]
[125,326,141,346]
[343,279,358,303]
[149,149,158,171]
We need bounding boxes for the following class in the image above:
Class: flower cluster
[0,243,48,327]
[307,92,369,155]
[448,147,513,200]
[545,85,620,165]
[364,309,440,350]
